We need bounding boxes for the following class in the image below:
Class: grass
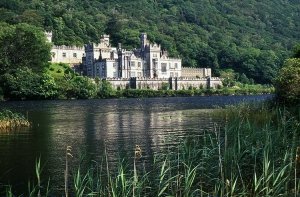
[2,101,300,196]
[47,63,71,78]
[0,109,30,129]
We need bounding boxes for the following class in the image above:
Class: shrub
[199,84,204,90]
[273,58,300,105]
[160,82,169,90]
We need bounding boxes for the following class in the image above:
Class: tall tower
[140,33,147,52]
[44,31,52,43]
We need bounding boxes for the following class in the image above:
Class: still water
[0,95,271,194]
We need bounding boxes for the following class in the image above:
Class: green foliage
[0,109,30,128]
[199,84,204,90]
[54,75,96,99]
[160,82,170,90]
[0,67,57,100]
[220,69,237,87]
[47,63,71,77]
[94,76,100,85]
[239,73,250,84]
[71,76,97,99]
[6,102,299,196]
[290,44,300,58]
[1,0,298,83]
[98,80,113,98]
[274,58,300,105]
[0,22,52,75]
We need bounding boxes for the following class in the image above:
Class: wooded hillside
[1,0,299,84]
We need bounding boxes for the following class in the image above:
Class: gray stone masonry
[105,77,222,90]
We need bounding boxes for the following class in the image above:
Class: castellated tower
[45,31,52,43]
[140,33,147,52]
[100,35,110,47]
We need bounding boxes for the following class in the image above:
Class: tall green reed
[3,101,300,197]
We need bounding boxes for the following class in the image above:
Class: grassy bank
[2,101,299,196]
[0,109,30,129]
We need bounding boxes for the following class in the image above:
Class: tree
[290,44,300,58]
[195,43,219,76]
[0,67,57,100]
[220,69,237,87]
[20,10,45,27]
[257,50,280,84]
[0,22,52,75]
[239,48,261,81]
[218,45,241,70]
[98,80,113,98]
[273,58,300,105]
[71,76,97,99]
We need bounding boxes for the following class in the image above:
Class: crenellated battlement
[182,67,209,70]
[210,77,222,80]
[45,31,53,43]
[177,77,208,81]
[52,45,85,50]
[149,43,161,49]
[160,56,181,61]
[181,67,211,78]
[44,30,52,36]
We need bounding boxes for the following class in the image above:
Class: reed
[2,156,51,197]
[3,102,300,196]
[65,146,73,197]
[0,109,30,129]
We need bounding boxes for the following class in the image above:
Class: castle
[46,31,222,89]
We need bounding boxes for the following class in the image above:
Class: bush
[199,84,204,90]
[273,58,300,105]
[160,82,170,90]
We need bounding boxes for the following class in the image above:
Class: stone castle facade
[45,31,85,66]
[46,32,222,89]
[83,33,183,79]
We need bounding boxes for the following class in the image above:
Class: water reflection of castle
[46,31,222,89]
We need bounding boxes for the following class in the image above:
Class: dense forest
[1,0,300,84]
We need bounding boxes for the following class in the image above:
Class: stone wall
[175,77,209,90]
[209,77,223,89]
[181,67,211,78]
[51,45,85,66]
[105,77,222,90]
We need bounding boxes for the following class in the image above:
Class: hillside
[1,0,300,83]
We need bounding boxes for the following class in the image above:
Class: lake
[0,95,271,195]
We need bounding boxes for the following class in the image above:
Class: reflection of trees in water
[0,96,270,195]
